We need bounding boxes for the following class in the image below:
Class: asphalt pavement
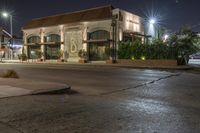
[0,63,199,133]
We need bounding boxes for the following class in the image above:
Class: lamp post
[2,12,13,59]
[149,18,156,38]
[111,15,117,63]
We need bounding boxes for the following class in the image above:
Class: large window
[123,33,142,42]
[28,45,40,59]
[88,30,110,61]
[44,34,61,43]
[27,36,41,43]
[45,44,61,59]
[89,30,110,40]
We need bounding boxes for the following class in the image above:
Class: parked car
[189,52,200,59]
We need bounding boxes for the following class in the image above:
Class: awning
[83,39,111,43]
[24,42,62,46]
[40,42,63,45]
[124,32,151,38]
[24,43,40,46]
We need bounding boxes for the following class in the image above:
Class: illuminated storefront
[22,5,144,62]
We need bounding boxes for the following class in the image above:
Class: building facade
[22,5,144,62]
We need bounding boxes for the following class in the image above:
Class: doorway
[88,43,109,61]
[45,44,60,60]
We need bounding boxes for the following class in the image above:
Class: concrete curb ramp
[0,78,70,98]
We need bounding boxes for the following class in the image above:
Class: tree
[168,26,200,64]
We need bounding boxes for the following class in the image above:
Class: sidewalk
[0,78,70,98]
[1,59,193,70]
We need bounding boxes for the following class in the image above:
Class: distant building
[0,27,12,59]
[0,27,23,59]
[22,5,145,62]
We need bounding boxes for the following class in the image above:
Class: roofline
[115,8,144,20]
[22,18,112,30]
[31,5,114,21]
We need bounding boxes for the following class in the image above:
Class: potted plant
[18,53,27,62]
[18,47,28,62]
[105,47,115,64]
[57,50,64,62]
[35,50,44,62]
[78,49,87,63]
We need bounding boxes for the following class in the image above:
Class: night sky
[0,0,199,36]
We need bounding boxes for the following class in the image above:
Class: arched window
[89,30,110,40]
[44,34,61,43]
[27,36,41,43]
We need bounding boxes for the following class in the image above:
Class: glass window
[44,34,61,43]
[89,30,110,40]
[27,36,41,43]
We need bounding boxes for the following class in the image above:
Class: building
[0,27,23,60]
[22,5,144,62]
[0,27,12,59]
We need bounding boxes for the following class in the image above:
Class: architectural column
[111,17,117,62]
[82,27,87,51]
[60,25,65,60]
[40,28,45,61]
[40,45,45,61]
[23,45,28,56]
[23,32,28,57]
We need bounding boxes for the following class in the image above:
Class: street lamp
[149,19,156,25]
[147,18,157,39]
[2,12,8,17]
[164,34,169,40]
[1,11,13,59]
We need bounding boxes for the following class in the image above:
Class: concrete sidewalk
[1,60,192,70]
[0,78,70,98]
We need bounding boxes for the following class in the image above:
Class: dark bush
[118,39,177,60]
[1,70,19,78]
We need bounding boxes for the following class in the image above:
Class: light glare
[2,12,8,17]
[150,19,155,24]
[164,34,169,40]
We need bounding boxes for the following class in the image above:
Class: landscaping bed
[117,59,177,66]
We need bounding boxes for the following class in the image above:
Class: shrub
[18,53,27,61]
[35,50,43,59]
[1,70,19,78]
[56,50,64,59]
[118,40,177,60]
[78,49,87,59]
[168,26,200,64]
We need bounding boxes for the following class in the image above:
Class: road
[0,63,199,133]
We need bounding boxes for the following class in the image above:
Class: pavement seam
[99,73,181,96]
[0,121,24,133]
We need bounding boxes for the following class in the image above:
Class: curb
[31,85,71,95]
[57,63,193,70]
[0,61,193,70]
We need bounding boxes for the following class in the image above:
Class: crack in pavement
[99,73,181,96]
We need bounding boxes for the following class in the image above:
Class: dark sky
[0,0,199,36]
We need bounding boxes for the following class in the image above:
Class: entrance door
[89,43,109,61]
[88,30,110,61]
